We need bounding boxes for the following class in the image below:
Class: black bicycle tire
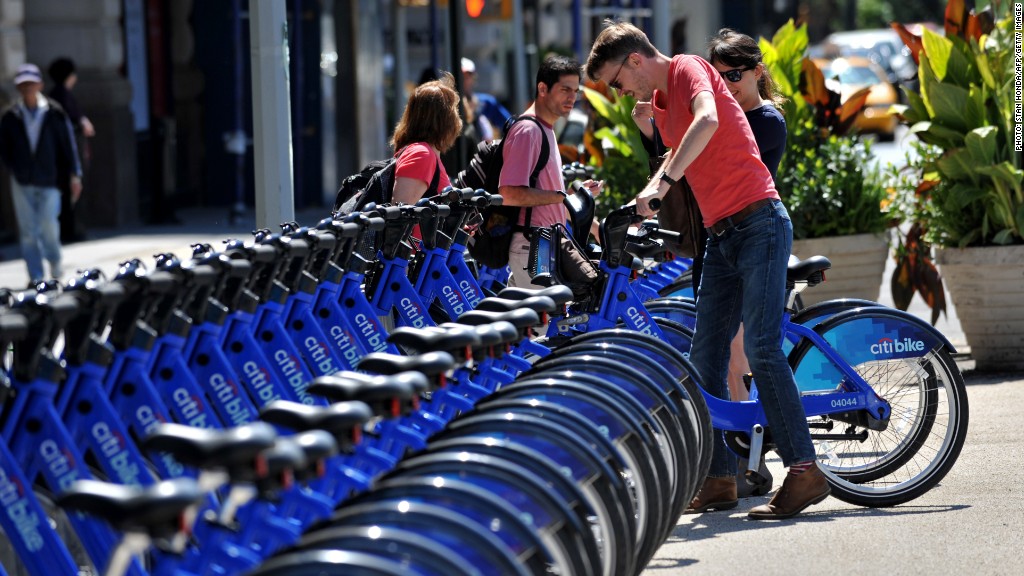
[566,324,713,500]
[528,349,697,528]
[421,434,630,573]
[486,382,668,564]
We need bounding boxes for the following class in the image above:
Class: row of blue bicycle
[0,163,969,575]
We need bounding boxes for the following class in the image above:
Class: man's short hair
[536,54,581,99]
[584,21,657,82]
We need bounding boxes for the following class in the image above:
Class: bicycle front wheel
[788,308,969,507]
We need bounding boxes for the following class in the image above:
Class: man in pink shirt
[585,22,830,520]
[498,55,602,288]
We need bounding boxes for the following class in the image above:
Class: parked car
[812,56,899,140]
[821,28,917,90]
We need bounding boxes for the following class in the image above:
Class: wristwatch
[659,172,677,187]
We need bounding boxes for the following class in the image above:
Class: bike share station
[0,3,967,573]
[0,162,969,575]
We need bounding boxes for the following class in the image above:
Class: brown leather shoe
[748,464,830,520]
[685,476,738,513]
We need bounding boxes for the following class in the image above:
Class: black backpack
[454,115,549,268]
[334,150,440,215]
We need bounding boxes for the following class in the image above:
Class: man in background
[0,63,82,284]
[461,57,511,138]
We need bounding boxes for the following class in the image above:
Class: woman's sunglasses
[719,66,755,83]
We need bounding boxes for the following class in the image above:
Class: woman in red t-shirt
[391,73,461,205]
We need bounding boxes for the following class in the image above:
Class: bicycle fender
[789,306,957,392]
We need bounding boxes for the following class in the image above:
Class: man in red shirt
[585,22,830,520]
[498,55,602,288]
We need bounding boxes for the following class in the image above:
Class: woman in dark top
[706,28,789,496]
[706,29,787,179]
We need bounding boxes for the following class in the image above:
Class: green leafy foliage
[893,1,1022,248]
[581,86,651,218]
[781,128,893,238]
[763,21,893,240]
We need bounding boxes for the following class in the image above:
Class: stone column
[0,0,25,243]
[24,0,138,228]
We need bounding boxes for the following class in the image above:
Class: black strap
[503,114,550,230]
[427,156,441,195]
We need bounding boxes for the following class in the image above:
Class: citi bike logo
[244,361,281,404]
[626,306,655,335]
[0,466,44,551]
[172,388,211,429]
[137,406,185,476]
[210,373,250,426]
[399,297,427,328]
[304,336,338,375]
[329,325,362,367]
[442,284,467,316]
[870,337,925,355]
[91,422,143,485]
[459,279,481,306]
[354,314,388,352]
[40,440,79,494]
[274,349,315,405]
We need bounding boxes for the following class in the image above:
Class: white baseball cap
[13,63,43,85]
[461,58,476,74]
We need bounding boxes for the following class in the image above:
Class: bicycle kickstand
[745,424,771,489]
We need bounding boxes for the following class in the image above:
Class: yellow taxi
[812,56,899,140]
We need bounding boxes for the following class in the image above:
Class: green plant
[888,0,1021,322]
[892,0,1022,247]
[781,131,893,238]
[581,86,650,218]
[762,20,895,240]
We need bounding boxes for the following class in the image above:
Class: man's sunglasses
[719,66,755,83]
[608,54,632,92]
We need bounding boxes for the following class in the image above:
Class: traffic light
[465,0,511,20]
[466,0,485,17]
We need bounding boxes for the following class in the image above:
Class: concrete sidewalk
[645,366,1023,576]
[0,206,331,291]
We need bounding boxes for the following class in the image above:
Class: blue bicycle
[529,202,969,508]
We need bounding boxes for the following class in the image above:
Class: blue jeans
[10,179,63,282]
[689,199,815,477]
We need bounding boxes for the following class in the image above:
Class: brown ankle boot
[685,476,738,513]
[748,464,830,520]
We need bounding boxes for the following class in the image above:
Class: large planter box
[935,245,1024,371]
[791,232,889,307]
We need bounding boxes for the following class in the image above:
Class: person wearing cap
[0,63,82,284]
[48,57,94,243]
[461,57,512,136]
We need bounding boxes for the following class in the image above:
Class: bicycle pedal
[744,469,770,488]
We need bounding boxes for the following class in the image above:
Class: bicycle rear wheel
[788,309,969,507]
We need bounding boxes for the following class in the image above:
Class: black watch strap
[659,172,677,187]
